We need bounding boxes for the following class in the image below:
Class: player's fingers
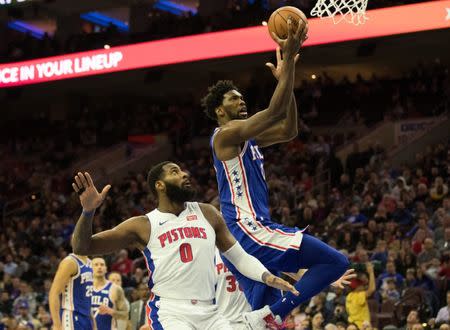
[294,54,300,63]
[276,47,282,62]
[72,183,80,193]
[296,18,307,40]
[286,283,300,296]
[287,17,294,39]
[265,63,276,75]
[271,32,283,44]
[84,172,94,187]
[74,175,83,189]
[277,278,299,295]
[101,185,112,199]
[78,172,89,188]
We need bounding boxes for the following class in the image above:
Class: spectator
[401,310,420,330]
[14,301,39,329]
[376,261,405,291]
[417,238,441,266]
[435,290,450,324]
[381,278,400,303]
[346,262,375,329]
[130,283,150,330]
[312,312,325,330]
[346,205,368,226]
[3,255,18,277]
[430,177,449,203]
[111,249,133,277]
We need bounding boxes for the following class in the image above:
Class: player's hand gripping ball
[268,6,308,42]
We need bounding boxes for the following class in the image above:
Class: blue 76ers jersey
[92,281,115,330]
[211,128,270,223]
[61,254,93,317]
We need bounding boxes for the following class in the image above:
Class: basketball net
[310,0,369,25]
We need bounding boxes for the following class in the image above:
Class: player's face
[222,90,247,120]
[108,273,122,287]
[92,258,107,277]
[160,163,196,203]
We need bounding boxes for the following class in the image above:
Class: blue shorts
[223,218,305,309]
[228,218,305,272]
[60,310,93,330]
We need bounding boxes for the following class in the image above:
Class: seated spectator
[436,227,450,253]
[371,240,388,266]
[376,261,405,291]
[435,290,450,324]
[430,177,449,203]
[346,205,368,226]
[381,278,400,303]
[417,238,441,267]
[400,310,420,330]
[111,249,133,277]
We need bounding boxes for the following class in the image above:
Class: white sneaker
[243,305,282,330]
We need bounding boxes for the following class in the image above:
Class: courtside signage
[1,0,449,87]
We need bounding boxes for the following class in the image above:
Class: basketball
[268,6,308,41]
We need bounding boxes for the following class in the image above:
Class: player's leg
[221,255,281,310]
[71,312,93,330]
[147,296,195,330]
[244,234,349,328]
[205,312,235,330]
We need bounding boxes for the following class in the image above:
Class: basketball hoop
[310,0,369,25]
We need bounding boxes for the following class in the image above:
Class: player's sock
[269,234,349,319]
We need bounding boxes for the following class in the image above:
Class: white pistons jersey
[215,249,251,325]
[142,202,216,301]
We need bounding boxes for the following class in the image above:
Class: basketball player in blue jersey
[202,16,350,329]
[70,165,298,329]
[91,257,129,330]
[49,254,95,330]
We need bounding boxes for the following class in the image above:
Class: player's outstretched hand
[271,16,308,60]
[331,269,356,289]
[263,273,300,296]
[72,172,111,212]
[266,47,300,81]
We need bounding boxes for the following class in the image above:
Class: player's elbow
[72,241,89,255]
[286,127,298,140]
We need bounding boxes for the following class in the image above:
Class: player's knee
[335,250,350,271]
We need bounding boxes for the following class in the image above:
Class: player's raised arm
[211,18,305,153]
[49,257,78,330]
[71,172,149,255]
[199,203,299,295]
[255,47,302,148]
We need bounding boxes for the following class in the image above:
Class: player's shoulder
[110,283,124,297]
[57,255,79,276]
[122,215,150,228]
[198,203,219,216]
[198,203,224,229]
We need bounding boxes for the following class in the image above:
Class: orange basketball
[268,6,307,41]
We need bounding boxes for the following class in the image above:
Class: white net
[310,0,369,25]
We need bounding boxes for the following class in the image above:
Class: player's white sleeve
[222,242,269,282]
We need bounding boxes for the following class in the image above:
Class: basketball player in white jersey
[49,254,95,330]
[215,248,356,330]
[91,257,129,330]
[215,249,251,330]
[70,162,298,330]
[107,271,131,330]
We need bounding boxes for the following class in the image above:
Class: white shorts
[146,295,233,330]
[230,322,247,330]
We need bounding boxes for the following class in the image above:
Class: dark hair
[201,80,238,120]
[147,161,172,196]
